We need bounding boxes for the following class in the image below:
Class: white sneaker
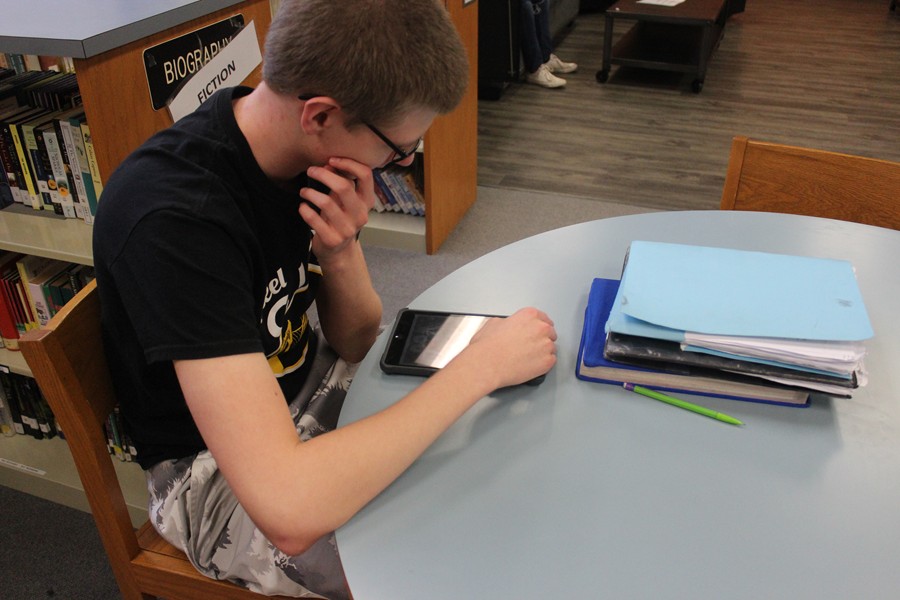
[525,64,566,88]
[546,54,578,74]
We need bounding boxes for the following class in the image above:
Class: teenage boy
[93,0,558,597]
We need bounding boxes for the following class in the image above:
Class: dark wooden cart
[597,0,742,92]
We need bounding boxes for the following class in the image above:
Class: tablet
[380,309,495,377]
[380,308,545,385]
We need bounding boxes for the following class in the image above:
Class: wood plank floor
[476,0,900,211]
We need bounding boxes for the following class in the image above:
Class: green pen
[623,383,744,426]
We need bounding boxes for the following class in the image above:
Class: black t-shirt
[93,86,321,469]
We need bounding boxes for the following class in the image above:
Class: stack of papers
[603,241,873,396]
[577,278,813,406]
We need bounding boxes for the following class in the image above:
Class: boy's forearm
[316,240,383,362]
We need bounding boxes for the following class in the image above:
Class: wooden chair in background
[720,136,900,230]
[19,280,293,600]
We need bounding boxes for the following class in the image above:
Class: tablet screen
[399,313,491,369]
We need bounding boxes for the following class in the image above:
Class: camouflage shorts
[146,330,356,599]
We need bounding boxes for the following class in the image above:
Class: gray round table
[337,210,900,599]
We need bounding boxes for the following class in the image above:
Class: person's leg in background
[521,0,565,88]
[521,0,578,88]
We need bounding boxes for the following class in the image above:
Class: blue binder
[606,241,874,342]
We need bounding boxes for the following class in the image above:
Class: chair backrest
[720,136,900,230]
[19,280,290,600]
[19,279,145,595]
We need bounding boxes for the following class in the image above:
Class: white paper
[682,334,866,375]
[168,21,262,122]
[637,0,686,6]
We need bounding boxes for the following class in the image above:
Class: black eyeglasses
[364,122,422,165]
[298,94,421,165]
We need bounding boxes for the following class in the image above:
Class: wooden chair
[720,136,900,230]
[19,279,294,600]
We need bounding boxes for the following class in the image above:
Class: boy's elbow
[261,506,333,557]
[337,323,381,364]
[268,526,330,557]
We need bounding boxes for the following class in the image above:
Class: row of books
[0,369,136,462]
[373,163,426,216]
[0,67,104,223]
[105,406,138,462]
[577,241,873,408]
[0,251,96,351]
[0,370,58,440]
[0,53,74,76]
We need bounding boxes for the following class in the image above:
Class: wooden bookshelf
[422,0,479,254]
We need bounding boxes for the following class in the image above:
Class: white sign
[168,20,262,122]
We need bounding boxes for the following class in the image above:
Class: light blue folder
[605,241,874,342]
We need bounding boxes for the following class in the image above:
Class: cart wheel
[691,79,704,93]
[596,70,609,83]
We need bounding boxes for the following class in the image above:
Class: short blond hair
[263,0,469,127]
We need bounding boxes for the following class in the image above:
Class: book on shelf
[15,108,55,210]
[79,121,104,202]
[33,120,64,214]
[15,254,58,330]
[30,118,56,212]
[371,178,388,212]
[4,106,47,208]
[105,405,136,461]
[402,171,426,213]
[67,112,99,221]
[0,105,43,206]
[52,108,87,219]
[0,149,12,208]
[2,268,39,339]
[0,370,25,435]
[22,111,59,212]
[2,261,35,337]
[380,169,412,214]
[0,283,20,350]
[25,258,70,327]
[0,377,17,436]
[577,277,812,407]
[0,252,22,349]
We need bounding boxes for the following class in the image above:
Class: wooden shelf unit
[363,0,479,253]
[422,0,479,254]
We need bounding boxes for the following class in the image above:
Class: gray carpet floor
[0,483,121,599]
